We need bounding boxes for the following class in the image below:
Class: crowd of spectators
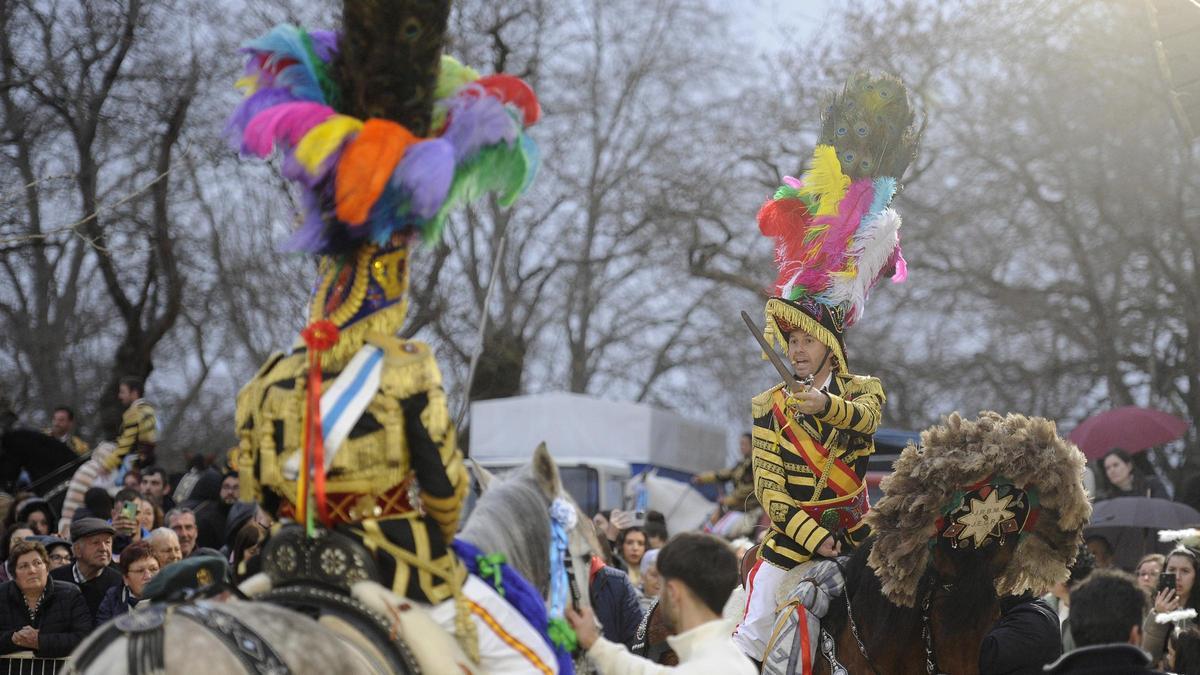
[0,460,268,662]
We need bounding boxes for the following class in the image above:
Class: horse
[68,443,600,674]
[813,535,1017,674]
[762,412,1091,675]
[624,469,714,536]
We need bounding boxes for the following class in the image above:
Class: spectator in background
[1086,534,1116,570]
[38,537,72,572]
[230,521,267,582]
[978,592,1062,674]
[136,497,159,532]
[14,499,55,537]
[96,541,159,623]
[1171,627,1200,675]
[0,525,35,583]
[166,508,220,559]
[78,487,113,524]
[1045,569,1164,674]
[568,532,755,674]
[0,540,91,658]
[109,488,146,558]
[181,469,228,551]
[1043,544,1097,653]
[1143,547,1199,663]
[619,526,647,588]
[644,511,669,550]
[588,551,644,649]
[219,473,240,506]
[639,548,662,613]
[49,518,121,626]
[1097,449,1167,501]
[46,406,88,456]
[147,528,183,570]
[122,470,141,491]
[139,466,175,511]
[1136,554,1167,595]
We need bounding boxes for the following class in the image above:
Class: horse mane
[458,466,552,596]
[824,536,1001,653]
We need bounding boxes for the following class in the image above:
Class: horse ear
[467,458,494,493]
[530,442,561,501]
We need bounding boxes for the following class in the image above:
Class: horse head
[460,442,598,610]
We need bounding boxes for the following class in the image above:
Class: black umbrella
[1086,497,1200,570]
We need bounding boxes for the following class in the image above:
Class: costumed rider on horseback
[227,2,558,672]
[731,71,922,665]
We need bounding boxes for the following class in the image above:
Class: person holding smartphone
[1143,547,1199,664]
[108,488,146,560]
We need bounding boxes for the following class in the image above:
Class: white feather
[1156,608,1198,624]
[824,208,902,319]
[1160,528,1200,542]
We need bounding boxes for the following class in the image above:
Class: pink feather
[242,102,334,158]
[785,180,875,295]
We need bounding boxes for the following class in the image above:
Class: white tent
[469,392,728,473]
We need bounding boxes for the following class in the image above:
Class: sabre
[740,311,810,393]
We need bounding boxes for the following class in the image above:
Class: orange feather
[335,119,419,226]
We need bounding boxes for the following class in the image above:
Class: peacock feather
[818,71,919,182]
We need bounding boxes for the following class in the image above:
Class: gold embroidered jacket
[695,456,758,510]
[104,400,156,472]
[235,331,469,603]
[751,372,884,569]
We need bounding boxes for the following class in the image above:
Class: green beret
[143,555,229,602]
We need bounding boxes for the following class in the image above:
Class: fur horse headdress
[867,411,1092,607]
[757,72,921,372]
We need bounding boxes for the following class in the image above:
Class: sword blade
[740,311,802,392]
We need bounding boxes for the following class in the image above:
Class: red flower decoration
[301,319,340,352]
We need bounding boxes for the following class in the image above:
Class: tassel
[300,319,340,530]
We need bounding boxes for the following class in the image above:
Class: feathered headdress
[758,72,920,371]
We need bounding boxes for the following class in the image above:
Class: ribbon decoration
[547,496,578,651]
[300,319,340,533]
[476,552,508,597]
[547,617,578,653]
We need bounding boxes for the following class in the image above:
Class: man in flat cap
[49,518,122,624]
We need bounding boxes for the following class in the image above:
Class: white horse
[624,469,715,535]
[68,445,600,674]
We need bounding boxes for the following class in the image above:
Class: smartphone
[1159,572,1177,594]
[121,500,138,521]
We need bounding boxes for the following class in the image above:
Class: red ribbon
[301,320,339,527]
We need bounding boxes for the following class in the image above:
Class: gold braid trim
[763,298,846,373]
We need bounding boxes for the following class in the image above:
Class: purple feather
[442,90,519,162]
[225,87,296,146]
[282,189,331,253]
[392,139,455,219]
[242,102,334,157]
[308,30,338,61]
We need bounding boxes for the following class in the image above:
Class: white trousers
[430,574,559,674]
[731,558,789,661]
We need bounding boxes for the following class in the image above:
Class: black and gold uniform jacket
[104,400,156,472]
[696,456,758,510]
[751,372,884,570]
[235,332,469,604]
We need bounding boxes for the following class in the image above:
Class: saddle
[762,558,847,675]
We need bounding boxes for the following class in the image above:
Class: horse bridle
[835,563,946,675]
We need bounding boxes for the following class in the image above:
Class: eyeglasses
[49,554,72,563]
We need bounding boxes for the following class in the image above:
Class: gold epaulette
[835,372,886,403]
[752,383,786,418]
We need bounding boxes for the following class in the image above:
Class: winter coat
[1042,643,1166,674]
[96,584,143,624]
[49,563,122,625]
[979,595,1062,675]
[590,563,644,648]
[0,579,92,658]
[182,469,229,551]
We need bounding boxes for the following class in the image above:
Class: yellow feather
[434,55,481,100]
[798,145,851,216]
[296,116,365,174]
[235,74,259,95]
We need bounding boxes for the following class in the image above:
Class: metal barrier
[0,653,67,675]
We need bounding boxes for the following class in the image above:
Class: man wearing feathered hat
[226,3,563,672]
[732,72,922,663]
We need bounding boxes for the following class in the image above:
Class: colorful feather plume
[757,71,921,330]
[227,25,541,256]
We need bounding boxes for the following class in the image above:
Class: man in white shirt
[567,532,756,674]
